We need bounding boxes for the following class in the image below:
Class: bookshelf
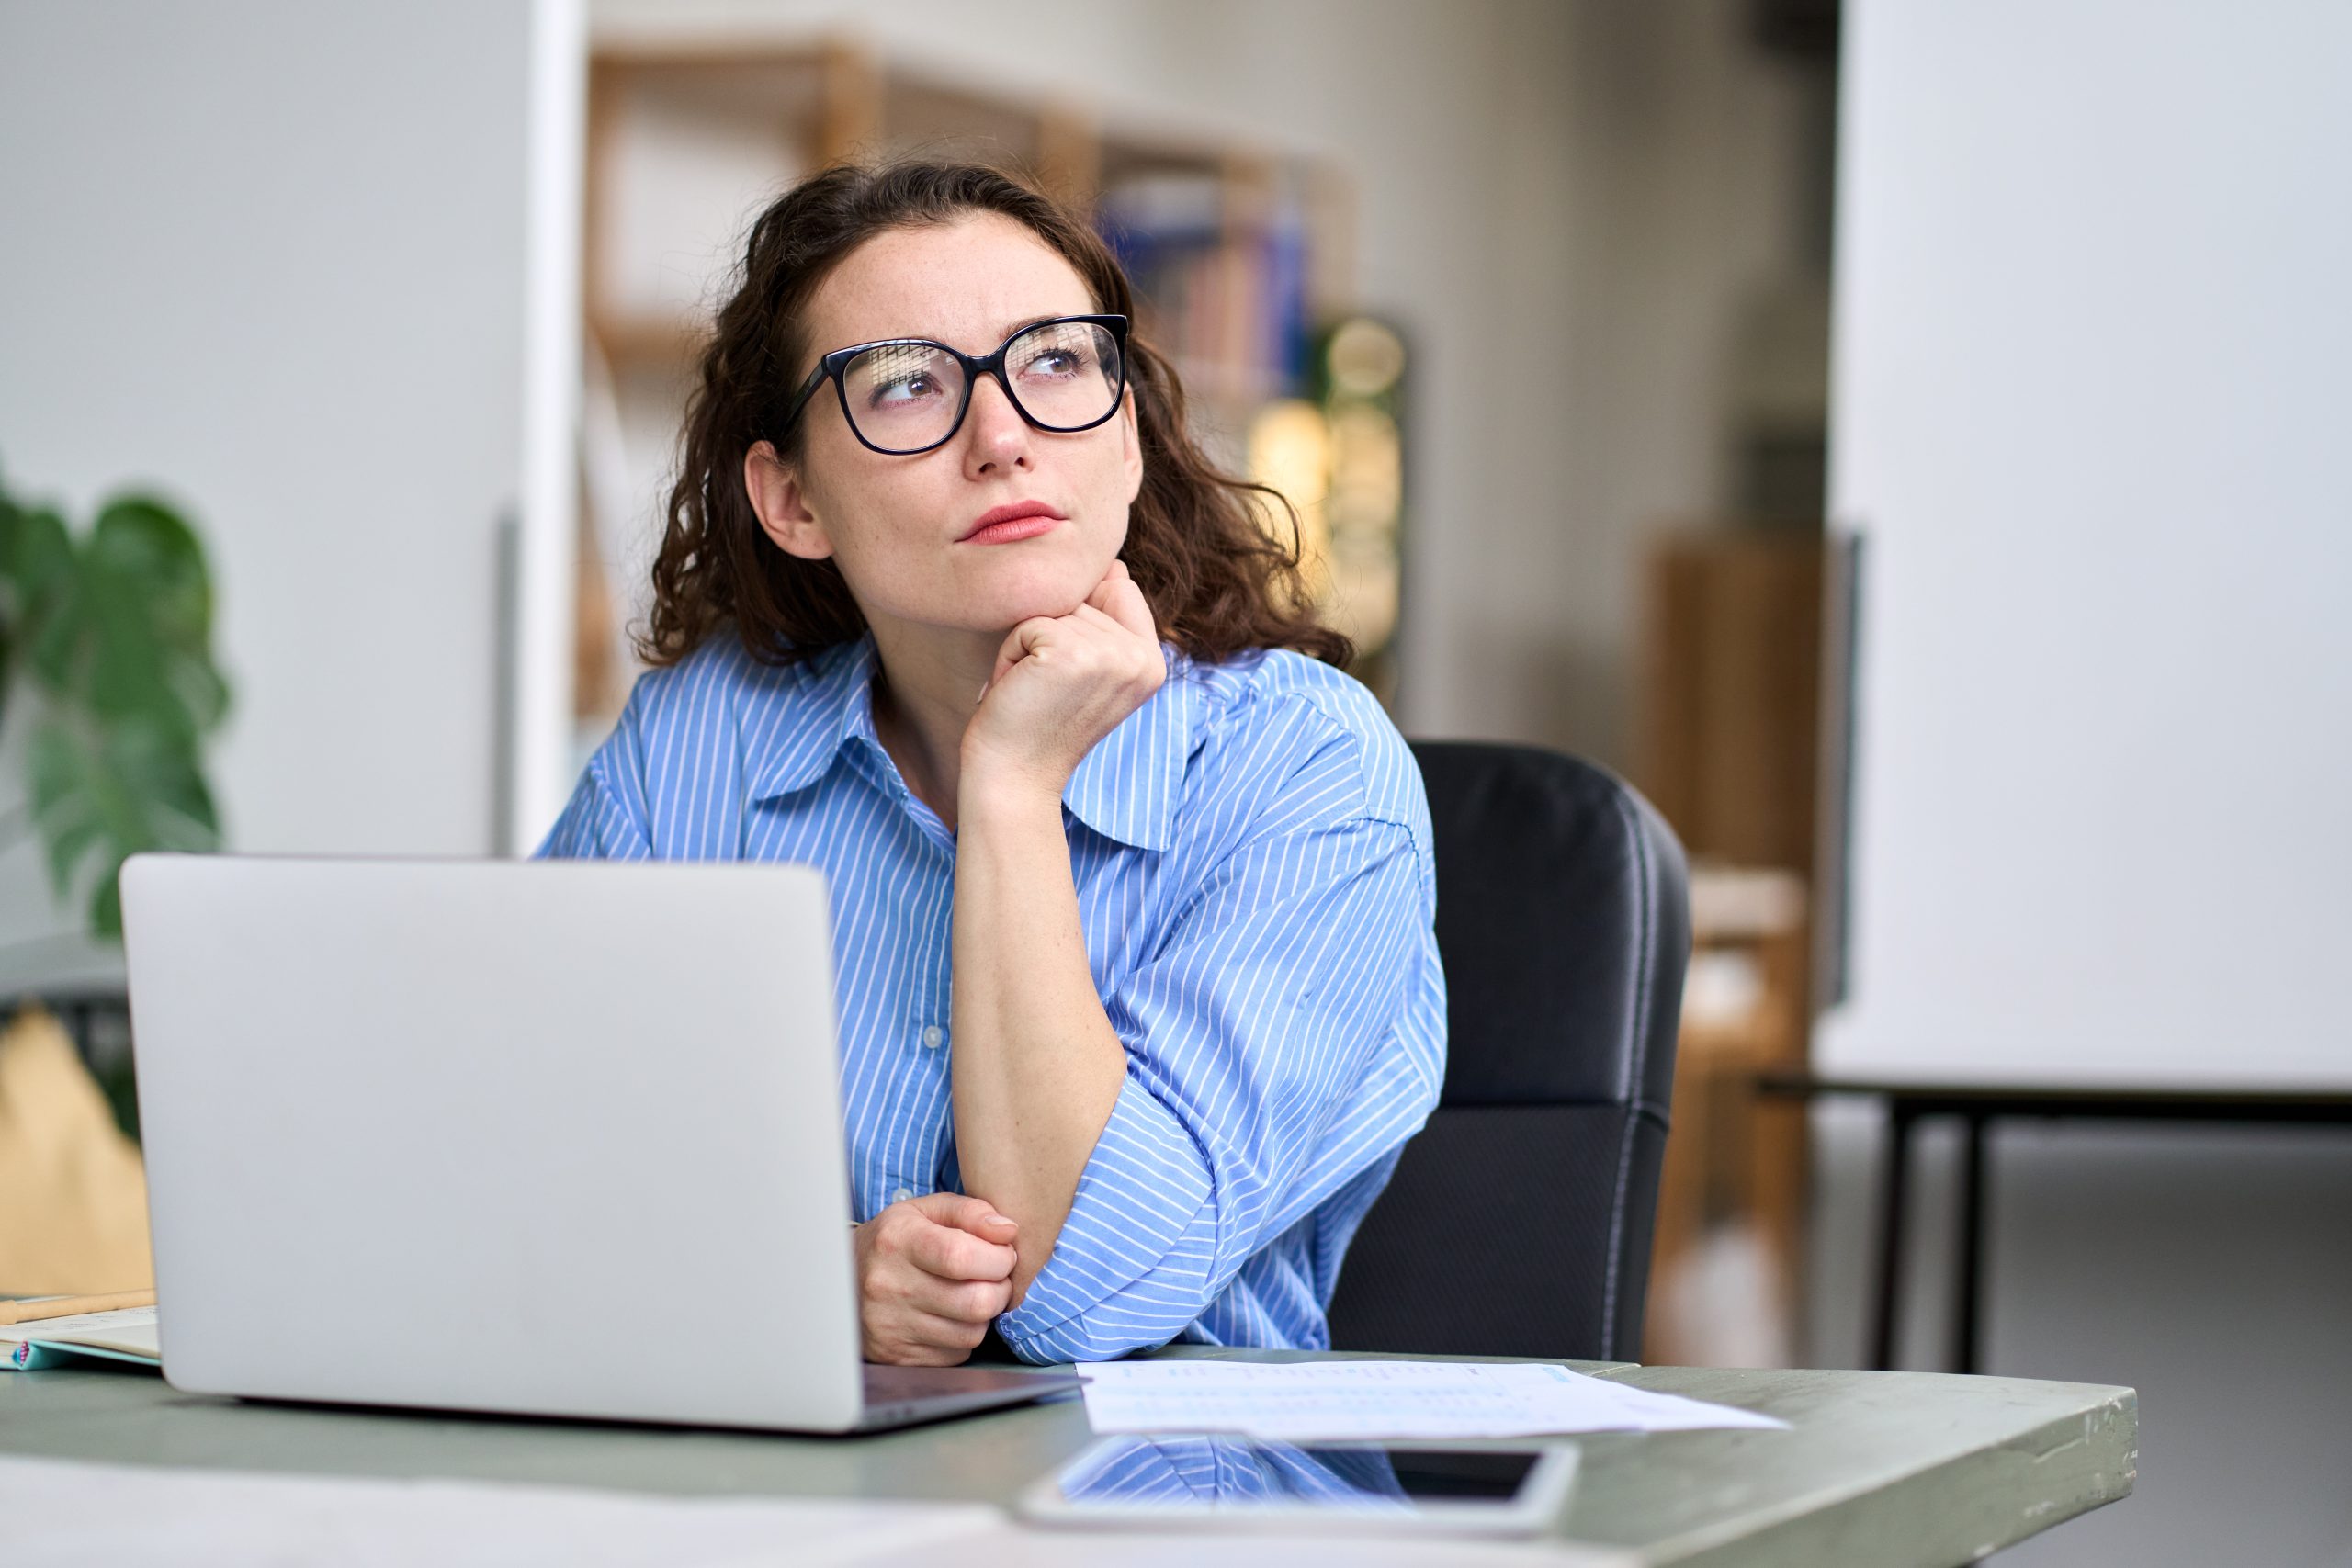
[575,36,1402,736]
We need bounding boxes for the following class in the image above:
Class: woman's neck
[865,619,1006,834]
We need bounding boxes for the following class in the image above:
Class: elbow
[999,1311,1182,1367]
[996,1249,1220,1364]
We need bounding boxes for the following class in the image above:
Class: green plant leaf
[0,464,17,720]
[30,712,221,938]
[81,495,230,738]
[11,506,78,695]
[5,473,231,943]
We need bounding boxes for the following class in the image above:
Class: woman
[538,162,1445,1368]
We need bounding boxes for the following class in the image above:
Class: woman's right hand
[852,1193,1024,1365]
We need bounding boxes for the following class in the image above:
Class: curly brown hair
[639,160,1351,672]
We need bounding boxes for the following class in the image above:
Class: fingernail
[987,1213,1015,1228]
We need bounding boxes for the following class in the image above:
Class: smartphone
[1016,1433,1579,1536]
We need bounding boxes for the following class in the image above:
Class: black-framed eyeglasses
[778,313,1129,456]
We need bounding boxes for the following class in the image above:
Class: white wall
[1821,0,2352,1085]
[0,0,578,951]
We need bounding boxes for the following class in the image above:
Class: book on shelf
[1095,171,1313,408]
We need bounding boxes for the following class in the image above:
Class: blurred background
[2,2,2346,1563]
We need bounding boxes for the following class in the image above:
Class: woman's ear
[743,440,834,560]
[1118,387,1144,505]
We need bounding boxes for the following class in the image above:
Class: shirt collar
[744,633,882,803]
[748,630,1195,852]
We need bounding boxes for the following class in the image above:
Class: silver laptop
[119,853,1080,1433]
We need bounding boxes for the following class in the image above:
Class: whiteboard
[1818,0,2352,1087]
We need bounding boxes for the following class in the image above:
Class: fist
[960,558,1166,801]
[853,1192,1026,1366]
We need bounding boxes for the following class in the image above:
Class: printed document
[1076,1359,1791,1440]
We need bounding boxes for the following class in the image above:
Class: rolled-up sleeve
[994,810,1433,1364]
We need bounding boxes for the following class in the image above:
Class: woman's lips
[959,502,1065,545]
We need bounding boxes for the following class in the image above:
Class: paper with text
[1075,1359,1791,1440]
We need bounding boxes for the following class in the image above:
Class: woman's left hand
[960,558,1166,805]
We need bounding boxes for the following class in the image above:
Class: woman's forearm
[949,777,1128,1297]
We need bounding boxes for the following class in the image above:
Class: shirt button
[921,1025,944,1049]
[892,1187,913,1204]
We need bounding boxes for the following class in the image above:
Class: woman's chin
[962,568,1103,628]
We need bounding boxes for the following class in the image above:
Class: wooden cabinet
[1637,530,1827,1366]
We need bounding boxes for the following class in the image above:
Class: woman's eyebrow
[991,313,1065,340]
[858,314,1069,350]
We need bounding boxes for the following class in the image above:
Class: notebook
[2,1305,160,1371]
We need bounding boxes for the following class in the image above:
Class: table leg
[1954,1112,1988,1375]
[1869,1102,1917,1371]
[64,999,94,1061]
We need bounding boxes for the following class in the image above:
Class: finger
[905,1217,1020,1283]
[1070,604,1161,681]
[1069,602,1126,636]
[876,1308,993,1360]
[989,615,1059,689]
[1098,568,1159,643]
[1082,560,1142,621]
[910,1274,1013,1325]
[878,1265,1010,1329]
[910,1191,1019,1239]
[873,1201,1012,1277]
[1083,563,1125,614]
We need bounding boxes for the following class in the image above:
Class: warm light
[1246,399,1334,606]
[1327,317,1406,398]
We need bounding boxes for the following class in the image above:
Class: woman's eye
[1016,347,1085,379]
[871,373,940,405]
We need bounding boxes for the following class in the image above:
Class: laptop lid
[119,853,866,1432]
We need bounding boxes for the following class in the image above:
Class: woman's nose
[962,373,1033,471]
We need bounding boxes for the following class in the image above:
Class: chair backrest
[1326,741,1690,1363]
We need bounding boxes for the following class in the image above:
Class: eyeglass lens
[839,320,1122,452]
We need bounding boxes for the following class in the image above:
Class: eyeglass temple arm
[779,359,832,435]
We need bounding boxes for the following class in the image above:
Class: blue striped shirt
[533,628,1446,1363]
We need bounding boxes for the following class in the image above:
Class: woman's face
[752,212,1145,640]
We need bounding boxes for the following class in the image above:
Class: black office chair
[1326,741,1689,1363]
